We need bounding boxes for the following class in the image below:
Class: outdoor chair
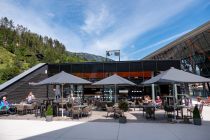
[187,103,204,118]
[71,107,81,119]
[82,106,91,117]
[0,106,8,115]
[26,102,36,114]
[114,108,123,118]
[106,104,114,118]
[203,97,210,106]
[16,104,25,115]
[164,105,174,118]
[66,103,72,117]
[145,107,155,120]
[128,101,136,111]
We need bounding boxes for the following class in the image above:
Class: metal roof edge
[0,63,46,91]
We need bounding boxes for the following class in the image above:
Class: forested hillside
[0,17,86,84]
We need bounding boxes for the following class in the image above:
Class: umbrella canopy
[30,71,91,117]
[93,74,136,103]
[92,74,136,86]
[142,67,210,84]
[31,71,92,85]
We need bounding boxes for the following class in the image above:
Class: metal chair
[16,104,25,115]
[106,104,114,117]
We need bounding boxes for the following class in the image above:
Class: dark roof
[0,63,46,91]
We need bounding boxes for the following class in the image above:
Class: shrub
[45,105,53,116]
[118,100,128,112]
[193,105,201,119]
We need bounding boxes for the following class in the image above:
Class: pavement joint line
[117,123,120,140]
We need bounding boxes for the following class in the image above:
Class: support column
[174,84,178,101]
[114,85,117,103]
[152,84,155,102]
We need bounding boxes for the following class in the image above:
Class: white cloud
[129,29,192,57]
[81,4,114,35]
[0,0,83,52]
[0,0,197,60]
[80,0,195,59]
[46,12,55,18]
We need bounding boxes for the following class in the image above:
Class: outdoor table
[73,105,88,109]
[13,103,33,114]
[176,105,192,119]
[52,101,67,117]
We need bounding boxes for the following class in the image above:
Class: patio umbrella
[142,67,210,120]
[30,71,91,117]
[92,74,136,103]
[142,67,210,84]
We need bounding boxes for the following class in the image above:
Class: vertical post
[151,72,155,102]
[174,84,178,100]
[119,50,120,61]
[106,51,108,62]
[46,85,49,98]
[203,82,207,97]
[173,84,176,121]
[152,84,155,102]
[70,85,74,98]
[82,85,84,104]
[61,84,64,117]
[115,85,117,103]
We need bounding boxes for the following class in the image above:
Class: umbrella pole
[62,84,64,117]
[115,85,117,103]
[173,84,176,121]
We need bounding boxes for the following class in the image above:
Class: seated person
[155,96,162,108]
[26,92,35,104]
[143,95,152,104]
[0,96,14,114]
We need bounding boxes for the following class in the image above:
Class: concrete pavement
[1,119,210,140]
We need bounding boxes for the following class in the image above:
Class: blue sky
[0,0,210,60]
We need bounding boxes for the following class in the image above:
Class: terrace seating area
[0,94,206,125]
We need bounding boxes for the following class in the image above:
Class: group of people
[134,95,162,107]
[0,91,35,114]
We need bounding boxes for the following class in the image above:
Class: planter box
[46,116,53,122]
[119,116,127,123]
[193,118,202,125]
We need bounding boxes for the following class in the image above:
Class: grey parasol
[30,71,91,117]
[93,74,136,102]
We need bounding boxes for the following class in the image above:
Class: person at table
[155,96,162,108]
[54,85,61,100]
[0,96,14,114]
[144,95,152,104]
[192,96,204,108]
[26,91,35,104]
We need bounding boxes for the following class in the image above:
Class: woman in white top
[26,92,35,104]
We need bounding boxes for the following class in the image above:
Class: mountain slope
[0,17,111,84]
[69,52,113,62]
[0,17,86,84]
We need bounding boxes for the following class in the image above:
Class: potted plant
[193,105,201,125]
[45,105,53,122]
[118,100,128,123]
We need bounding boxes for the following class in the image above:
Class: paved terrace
[1,106,210,140]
